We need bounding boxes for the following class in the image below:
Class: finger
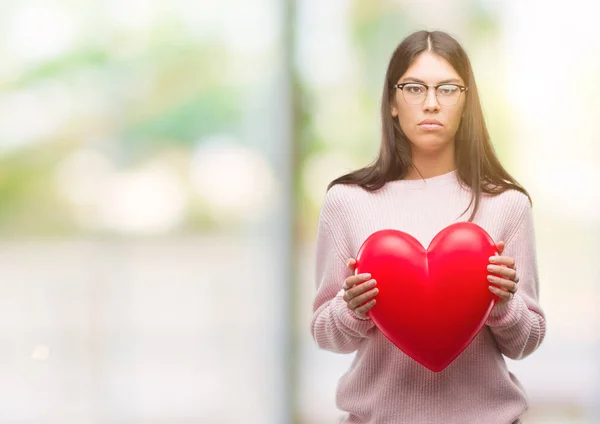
[354,299,376,318]
[495,241,505,255]
[487,274,517,291]
[487,264,517,281]
[489,285,512,302]
[343,277,375,301]
[345,279,377,301]
[489,255,515,268]
[346,258,356,271]
[487,275,518,293]
[348,287,379,310]
[342,273,372,290]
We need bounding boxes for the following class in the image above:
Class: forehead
[400,52,462,84]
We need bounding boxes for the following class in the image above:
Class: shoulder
[488,188,532,215]
[485,188,534,239]
[323,182,365,204]
[319,183,368,223]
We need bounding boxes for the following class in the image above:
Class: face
[391,52,466,154]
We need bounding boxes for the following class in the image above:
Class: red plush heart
[355,222,498,372]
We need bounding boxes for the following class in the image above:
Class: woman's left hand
[487,241,519,304]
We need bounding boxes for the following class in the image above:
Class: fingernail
[368,280,376,286]
[488,286,497,293]
[487,265,494,271]
[487,275,494,282]
[360,273,371,279]
[489,256,497,263]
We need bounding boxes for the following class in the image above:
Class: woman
[310,30,546,424]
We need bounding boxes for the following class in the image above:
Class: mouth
[418,119,443,131]
[419,124,443,131]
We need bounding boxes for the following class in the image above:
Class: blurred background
[0,0,598,423]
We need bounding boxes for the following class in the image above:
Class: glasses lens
[401,84,426,105]
[436,85,461,107]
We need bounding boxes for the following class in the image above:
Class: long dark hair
[328,30,530,221]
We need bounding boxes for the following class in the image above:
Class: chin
[410,136,452,153]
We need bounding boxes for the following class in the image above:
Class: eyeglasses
[393,82,468,107]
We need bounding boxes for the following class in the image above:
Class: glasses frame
[393,82,469,107]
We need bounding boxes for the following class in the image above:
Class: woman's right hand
[342,258,378,319]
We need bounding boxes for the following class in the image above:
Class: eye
[438,85,458,96]
[405,84,425,94]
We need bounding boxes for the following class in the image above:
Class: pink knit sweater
[310,169,546,424]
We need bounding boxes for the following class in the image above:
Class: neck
[403,144,456,180]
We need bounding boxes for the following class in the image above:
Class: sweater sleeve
[485,195,546,360]
[310,188,376,354]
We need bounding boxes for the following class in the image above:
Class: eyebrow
[400,77,462,84]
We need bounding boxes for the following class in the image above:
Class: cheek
[450,102,466,128]
[397,104,418,128]
[447,110,463,129]
[443,103,465,132]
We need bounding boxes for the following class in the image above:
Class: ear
[391,103,398,118]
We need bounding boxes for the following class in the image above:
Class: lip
[418,119,443,126]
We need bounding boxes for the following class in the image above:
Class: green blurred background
[0,0,598,423]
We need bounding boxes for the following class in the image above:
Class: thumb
[495,241,505,255]
[346,258,356,271]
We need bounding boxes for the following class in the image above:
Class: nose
[423,86,440,112]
